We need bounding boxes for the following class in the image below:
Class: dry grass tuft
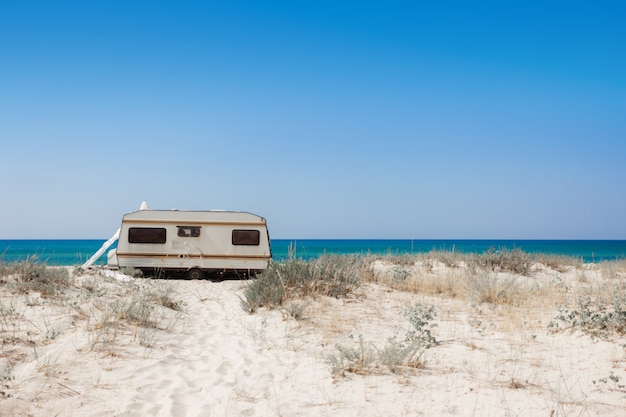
[240,255,365,313]
[1,260,184,361]
[326,303,437,377]
[534,254,583,272]
[0,258,73,298]
[467,271,522,305]
[467,247,533,275]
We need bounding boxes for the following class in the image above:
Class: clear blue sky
[1,0,624,239]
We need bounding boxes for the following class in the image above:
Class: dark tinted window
[232,229,260,246]
[177,226,201,237]
[128,227,166,244]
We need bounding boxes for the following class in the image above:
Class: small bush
[88,281,183,352]
[146,282,184,311]
[404,303,437,346]
[241,255,364,313]
[469,248,532,275]
[390,266,411,284]
[239,266,286,313]
[327,304,438,377]
[311,255,362,298]
[96,296,156,330]
[549,295,626,337]
[468,271,520,305]
[121,266,144,278]
[284,301,308,321]
[327,335,377,376]
[0,258,73,298]
[379,337,426,372]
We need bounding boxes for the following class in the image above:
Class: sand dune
[1,259,626,416]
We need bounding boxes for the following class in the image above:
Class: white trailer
[105,208,271,279]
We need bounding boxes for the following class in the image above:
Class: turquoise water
[275,240,626,263]
[1,239,625,266]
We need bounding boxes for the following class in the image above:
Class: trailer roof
[122,210,266,224]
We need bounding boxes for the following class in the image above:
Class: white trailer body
[107,209,271,279]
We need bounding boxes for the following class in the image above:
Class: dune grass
[0,257,74,299]
[239,249,626,385]
[1,258,184,361]
[242,249,626,338]
[1,251,626,415]
[239,255,365,313]
[3,250,626,383]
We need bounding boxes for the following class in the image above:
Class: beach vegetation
[283,301,308,321]
[327,335,377,376]
[378,253,417,266]
[593,371,626,392]
[534,254,583,272]
[120,266,144,278]
[240,255,364,313]
[145,282,184,311]
[3,251,626,413]
[88,279,184,352]
[0,258,73,298]
[468,271,521,305]
[328,335,428,377]
[1,365,14,399]
[390,265,411,283]
[327,303,437,377]
[0,259,183,362]
[378,337,427,373]
[598,260,626,280]
[468,247,532,275]
[404,303,437,346]
[549,295,626,337]
[426,250,465,268]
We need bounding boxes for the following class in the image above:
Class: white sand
[1,264,625,416]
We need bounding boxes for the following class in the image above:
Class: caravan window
[177,226,201,237]
[232,229,260,246]
[128,227,166,244]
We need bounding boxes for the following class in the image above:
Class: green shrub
[239,265,286,313]
[240,255,364,313]
[404,303,438,346]
[549,295,626,337]
[390,266,411,284]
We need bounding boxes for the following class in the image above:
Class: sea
[1,239,625,266]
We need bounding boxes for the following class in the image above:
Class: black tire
[188,268,204,280]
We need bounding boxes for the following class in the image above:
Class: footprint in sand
[215,361,231,376]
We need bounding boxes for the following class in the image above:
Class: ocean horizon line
[2,238,626,266]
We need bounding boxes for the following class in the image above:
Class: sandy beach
[1,256,626,416]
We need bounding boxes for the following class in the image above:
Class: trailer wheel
[188,268,204,280]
